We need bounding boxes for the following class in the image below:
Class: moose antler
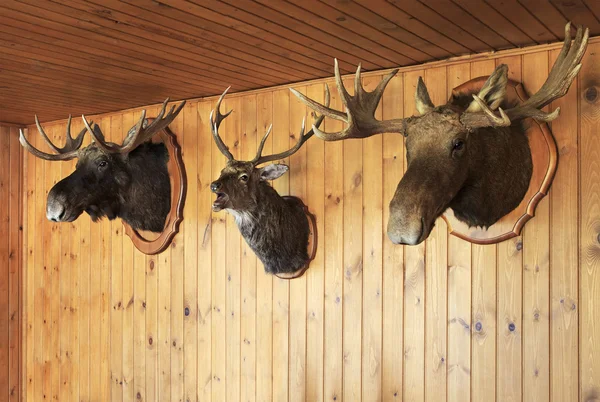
[20,115,90,161]
[210,85,330,165]
[82,98,186,154]
[461,23,588,129]
[290,59,407,140]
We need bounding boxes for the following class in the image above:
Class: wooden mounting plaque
[441,76,558,245]
[274,196,317,280]
[123,123,187,254]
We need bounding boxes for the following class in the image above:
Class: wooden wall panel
[0,125,22,402]
[19,41,600,402]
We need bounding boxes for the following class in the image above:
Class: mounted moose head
[20,99,185,232]
[293,22,588,245]
[210,87,328,277]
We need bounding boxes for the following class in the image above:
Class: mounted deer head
[210,87,329,276]
[20,99,185,232]
[292,22,588,245]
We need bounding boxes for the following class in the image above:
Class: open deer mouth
[212,192,229,211]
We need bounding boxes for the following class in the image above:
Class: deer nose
[210,181,222,192]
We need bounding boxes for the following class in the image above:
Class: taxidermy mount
[292,22,588,245]
[20,99,185,233]
[210,87,326,278]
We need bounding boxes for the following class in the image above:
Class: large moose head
[20,99,185,232]
[293,23,588,245]
[210,87,328,276]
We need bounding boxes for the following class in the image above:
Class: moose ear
[415,76,435,115]
[259,164,289,181]
[466,64,508,112]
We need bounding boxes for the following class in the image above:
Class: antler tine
[210,87,235,161]
[20,115,89,161]
[82,114,118,154]
[253,86,331,165]
[461,95,511,129]
[292,59,406,140]
[505,23,588,122]
[118,98,186,155]
[251,124,274,164]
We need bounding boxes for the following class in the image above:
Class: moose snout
[210,181,222,192]
[387,217,424,246]
[46,199,66,222]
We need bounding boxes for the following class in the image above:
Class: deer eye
[239,174,249,182]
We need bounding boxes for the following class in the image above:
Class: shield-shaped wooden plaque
[441,76,558,245]
[123,121,187,254]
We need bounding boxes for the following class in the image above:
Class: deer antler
[82,98,186,155]
[210,87,235,161]
[20,115,90,161]
[290,58,407,140]
[210,85,330,165]
[461,22,588,130]
[252,86,330,165]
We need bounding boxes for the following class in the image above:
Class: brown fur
[211,161,310,275]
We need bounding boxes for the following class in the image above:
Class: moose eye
[239,174,249,182]
[453,140,465,151]
[98,160,108,169]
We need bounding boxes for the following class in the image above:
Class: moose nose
[388,218,424,246]
[47,203,66,222]
[210,181,222,192]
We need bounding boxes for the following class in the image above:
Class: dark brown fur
[47,141,171,232]
[211,161,310,275]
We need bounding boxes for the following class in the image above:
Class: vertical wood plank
[59,125,73,402]
[362,75,383,402]
[548,47,579,402]
[342,76,363,402]
[121,111,135,402]
[48,123,63,402]
[211,98,228,402]
[423,66,448,402]
[240,94,257,402]
[323,79,344,402]
[197,100,213,401]
[8,128,22,402]
[306,82,325,402]
[255,92,274,402]
[225,96,241,402]
[446,63,472,402]
[495,55,523,402]
[169,110,184,402]
[158,187,172,402]
[272,88,290,402]
[0,126,9,401]
[182,102,198,402]
[522,51,550,402]
[403,69,426,402]
[579,42,600,402]
[470,59,498,402]
[289,85,308,402]
[381,74,404,402]
[100,116,113,402]
[111,115,124,402]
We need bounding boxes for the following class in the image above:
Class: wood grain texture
[14,44,600,402]
[3,1,600,125]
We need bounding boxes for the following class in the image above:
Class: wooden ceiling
[2,0,599,125]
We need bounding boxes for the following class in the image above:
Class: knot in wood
[508,322,516,332]
[585,86,598,103]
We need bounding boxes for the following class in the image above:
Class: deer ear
[466,64,508,112]
[259,164,289,181]
[415,77,434,115]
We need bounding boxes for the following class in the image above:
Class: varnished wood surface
[13,43,600,402]
[3,0,600,125]
[0,124,23,402]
